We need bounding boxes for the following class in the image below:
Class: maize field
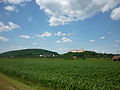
[0,59,120,90]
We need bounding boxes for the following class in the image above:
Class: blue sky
[0,0,120,54]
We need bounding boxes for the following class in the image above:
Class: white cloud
[89,40,96,42]
[56,40,61,43]
[107,32,112,34]
[20,3,26,7]
[55,32,71,36]
[115,40,120,43]
[55,32,66,36]
[61,37,72,43]
[4,5,17,12]
[57,48,70,51]
[113,45,119,48]
[111,7,120,20]
[100,36,105,39]
[32,43,38,45]
[28,16,32,21]
[36,0,120,26]
[32,43,44,46]
[0,36,9,41]
[20,35,31,39]
[36,32,52,37]
[114,49,120,53]
[0,21,20,32]
[17,45,23,48]
[57,37,72,43]
[3,0,31,4]
[0,1,3,3]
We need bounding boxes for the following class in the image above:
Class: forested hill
[61,51,118,58]
[0,49,59,58]
[0,49,119,58]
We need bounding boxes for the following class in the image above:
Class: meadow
[0,59,120,90]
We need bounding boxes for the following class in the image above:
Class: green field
[0,59,120,90]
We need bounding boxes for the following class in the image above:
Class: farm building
[72,55,78,59]
[112,56,120,61]
[69,48,85,53]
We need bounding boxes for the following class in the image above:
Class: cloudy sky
[0,0,120,54]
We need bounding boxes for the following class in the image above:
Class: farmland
[0,59,120,90]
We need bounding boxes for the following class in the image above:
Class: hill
[61,51,117,58]
[0,49,59,58]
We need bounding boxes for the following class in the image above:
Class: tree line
[60,51,117,59]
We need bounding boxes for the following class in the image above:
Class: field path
[0,73,36,90]
[0,73,55,90]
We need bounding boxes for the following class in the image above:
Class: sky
[0,0,120,54]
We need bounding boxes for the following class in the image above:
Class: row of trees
[60,51,116,58]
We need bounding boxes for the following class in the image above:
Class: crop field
[0,59,120,90]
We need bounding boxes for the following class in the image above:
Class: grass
[0,73,36,90]
[0,59,120,90]
[0,73,55,90]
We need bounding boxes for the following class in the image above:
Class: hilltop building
[69,48,85,53]
[112,56,120,61]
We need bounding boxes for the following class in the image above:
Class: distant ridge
[61,51,117,58]
[0,49,59,58]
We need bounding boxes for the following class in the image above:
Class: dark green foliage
[0,49,59,58]
[61,51,115,58]
[0,59,120,90]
